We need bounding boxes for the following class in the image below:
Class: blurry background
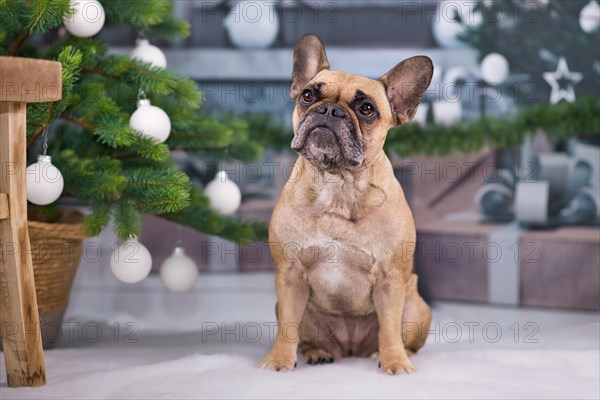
[67,0,599,312]
[2,1,599,397]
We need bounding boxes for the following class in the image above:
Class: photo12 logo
[198,320,541,345]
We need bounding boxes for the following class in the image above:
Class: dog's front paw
[258,349,297,372]
[379,352,415,375]
[303,348,334,365]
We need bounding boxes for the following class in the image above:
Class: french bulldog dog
[259,34,433,375]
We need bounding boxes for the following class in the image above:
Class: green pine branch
[162,189,269,245]
[103,0,189,39]
[84,202,111,237]
[385,96,600,156]
[27,0,71,34]
[113,199,141,239]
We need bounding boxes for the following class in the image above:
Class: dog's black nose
[315,103,347,119]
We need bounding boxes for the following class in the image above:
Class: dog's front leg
[259,261,309,372]
[373,265,414,375]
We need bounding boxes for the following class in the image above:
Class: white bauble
[63,0,105,38]
[160,247,199,292]
[204,171,242,215]
[26,155,64,205]
[481,53,510,84]
[129,99,171,143]
[224,1,280,49]
[110,239,152,284]
[580,0,600,33]
[130,39,167,69]
[433,0,482,49]
[433,100,462,126]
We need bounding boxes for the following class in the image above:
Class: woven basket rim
[28,209,88,240]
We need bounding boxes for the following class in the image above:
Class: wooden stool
[1,56,62,387]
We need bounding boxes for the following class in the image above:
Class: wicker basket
[0,209,87,349]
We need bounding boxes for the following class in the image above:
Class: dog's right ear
[291,34,330,99]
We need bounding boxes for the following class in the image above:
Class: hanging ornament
[26,155,64,205]
[129,94,171,143]
[432,100,462,126]
[130,38,167,69]
[433,0,482,49]
[110,237,152,284]
[63,0,105,38]
[26,129,64,205]
[160,247,199,293]
[224,0,280,49]
[480,53,510,84]
[579,0,600,33]
[543,57,583,104]
[204,171,241,215]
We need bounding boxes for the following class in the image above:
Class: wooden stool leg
[0,101,47,387]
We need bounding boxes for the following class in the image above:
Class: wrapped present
[416,216,599,310]
[474,140,600,228]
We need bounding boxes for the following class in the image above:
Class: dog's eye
[301,90,315,104]
[359,103,375,117]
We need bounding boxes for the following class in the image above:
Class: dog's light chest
[300,241,377,316]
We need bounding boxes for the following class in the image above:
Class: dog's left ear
[380,56,433,126]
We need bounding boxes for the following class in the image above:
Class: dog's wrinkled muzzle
[292,104,363,169]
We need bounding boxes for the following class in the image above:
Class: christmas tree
[460,0,599,106]
[384,0,599,157]
[0,0,271,243]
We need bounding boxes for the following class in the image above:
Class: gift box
[416,217,600,310]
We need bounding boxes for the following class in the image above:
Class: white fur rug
[1,273,598,399]
[2,309,598,399]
